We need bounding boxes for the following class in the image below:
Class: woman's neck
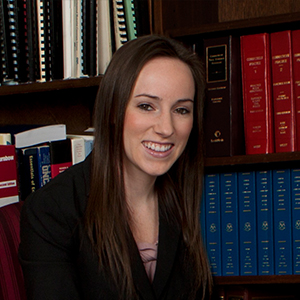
[124,171,159,244]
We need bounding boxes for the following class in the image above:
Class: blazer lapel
[152,214,181,299]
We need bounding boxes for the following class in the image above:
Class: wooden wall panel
[218,0,300,22]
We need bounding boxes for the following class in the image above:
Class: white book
[62,0,74,78]
[14,124,67,149]
[67,134,94,158]
[97,0,113,74]
[69,137,85,165]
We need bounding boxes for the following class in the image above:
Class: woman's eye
[138,104,153,111]
[175,107,190,115]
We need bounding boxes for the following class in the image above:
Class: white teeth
[143,142,172,152]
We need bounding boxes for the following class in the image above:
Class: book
[67,134,94,158]
[97,0,113,74]
[270,30,296,152]
[124,0,137,41]
[204,173,222,276]
[0,0,12,82]
[14,124,66,149]
[49,0,63,80]
[49,139,72,178]
[5,0,20,83]
[132,0,150,37]
[62,0,74,78]
[20,145,51,199]
[26,0,40,82]
[255,169,274,275]
[240,33,274,155]
[291,168,300,274]
[0,145,19,207]
[292,29,300,151]
[220,172,239,276]
[36,0,47,82]
[203,35,244,157]
[69,137,85,165]
[112,0,128,50]
[238,171,257,275]
[273,169,292,275]
[0,133,11,145]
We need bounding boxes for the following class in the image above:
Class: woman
[19,35,212,299]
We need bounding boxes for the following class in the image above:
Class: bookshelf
[1,0,300,298]
[151,0,300,299]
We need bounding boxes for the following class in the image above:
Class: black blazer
[19,156,204,300]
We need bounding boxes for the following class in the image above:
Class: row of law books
[202,168,300,277]
[0,0,150,85]
[203,29,300,157]
[0,124,94,207]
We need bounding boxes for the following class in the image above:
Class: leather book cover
[240,33,274,155]
[203,35,244,157]
[292,29,300,151]
[270,30,296,153]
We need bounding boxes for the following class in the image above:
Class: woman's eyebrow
[134,93,194,102]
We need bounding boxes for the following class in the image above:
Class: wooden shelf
[167,12,300,38]
[214,275,300,285]
[0,76,102,96]
[204,151,300,168]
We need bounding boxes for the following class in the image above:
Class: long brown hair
[85,35,212,299]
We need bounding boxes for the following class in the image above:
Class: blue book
[200,187,206,244]
[256,170,274,275]
[273,169,292,275]
[204,173,222,276]
[291,168,300,274]
[238,171,257,275]
[37,145,51,188]
[220,172,239,276]
[22,145,51,193]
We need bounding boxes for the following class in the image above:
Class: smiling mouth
[142,141,173,152]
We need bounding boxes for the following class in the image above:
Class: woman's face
[123,57,195,180]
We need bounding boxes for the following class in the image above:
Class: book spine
[270,30,296,152]
[49,0,63,80]
[0,145,19,207]
[203,35,244,157]
[240,33,274,155]
[256,169,274,275]
[6,0,19,82]
[291,168,300,274]
[273,169,292,275]
[113,0,128,49]
[238,171,257,275]
[89,0,97,76]
[292,29,300,151]
[36,0,46,82]
[49,139,72,178]
[37,146,51,188]
[204,173,222,276]
[96,0,113,75]
[220,172,239,276]
[70,137,85,165]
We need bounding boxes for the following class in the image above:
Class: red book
[270,30,296,152]
[240,33,274,154]
[0,145,19,207]
[292,29,300,150]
